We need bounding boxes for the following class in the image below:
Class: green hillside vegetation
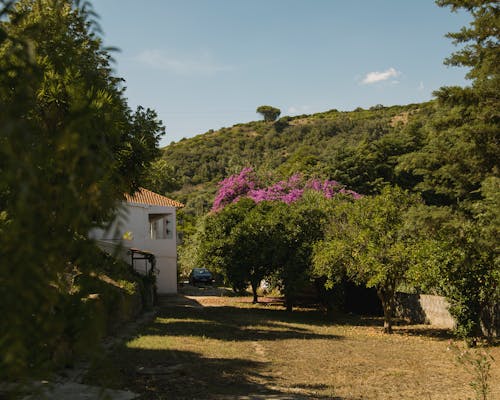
[154,102,430,216]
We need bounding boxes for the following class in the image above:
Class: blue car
[189,268,214,285]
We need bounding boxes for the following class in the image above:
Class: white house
[90,188,184,294]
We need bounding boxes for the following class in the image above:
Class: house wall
[90,202,178,294]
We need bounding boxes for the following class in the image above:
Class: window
[148,213,173,239]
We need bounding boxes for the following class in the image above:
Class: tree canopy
[393,0,500,337]
[436,0,499,83]
[313,186,423,333]
[185,170,359,309]
[256,105,281,122]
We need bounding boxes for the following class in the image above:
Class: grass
[85,290,500,400]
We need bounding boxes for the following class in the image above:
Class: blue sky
[91,1,471,146]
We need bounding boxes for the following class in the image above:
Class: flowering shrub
[248,174,304,204]
[212,168,361,211]
[212,167,257,211]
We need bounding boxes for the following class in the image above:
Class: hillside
[154,102,435,216]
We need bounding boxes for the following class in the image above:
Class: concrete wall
[395,292,499,336]
[395,292,455,329]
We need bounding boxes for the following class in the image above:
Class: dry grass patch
[86,294,499,400]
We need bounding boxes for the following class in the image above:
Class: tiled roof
[125,188,184,208]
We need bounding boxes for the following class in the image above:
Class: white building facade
[90,188,184,294]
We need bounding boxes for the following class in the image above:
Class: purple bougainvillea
[212,168,361,211]
[247,174,303,204]
[212,167,257,211]
[306,178,341,198]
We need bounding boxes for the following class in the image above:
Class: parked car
[189,268,214,285]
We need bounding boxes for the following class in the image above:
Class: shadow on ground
[86,346,275,400]
[393,325,455,340]
[167,289,456,341]
[331,313,455,340]
[84,294,354,399]
[85,292,457,399]
[86,337,348,400]
[177,283,239,297]
[147,303,341,342]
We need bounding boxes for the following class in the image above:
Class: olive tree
[193,198,276,302]
[313,186,423,333]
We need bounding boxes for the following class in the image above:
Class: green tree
[256,105,281,122]
[394,0,499,338]
[232,202,282,302]
[270,194,330,311]
[328,125,424,195]
[191,191,332,307]
[399,0,499,204]
[193,199,255,296]
[313,187,422,333]
[397,86,498,205]
[124,105,165,188]
[143,158,181,194]
[0,0,162,378]
[436,0,499,84]
[193,199,277,303]
[407,180,499,339]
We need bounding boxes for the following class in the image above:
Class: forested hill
[149,102,435,214]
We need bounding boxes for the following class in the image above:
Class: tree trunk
[378,291,394,334]
[285,294,293,312]
[251,281,258,304]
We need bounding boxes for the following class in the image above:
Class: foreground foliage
[0,0,163,378]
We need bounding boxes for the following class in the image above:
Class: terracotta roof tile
[125,188,184,208]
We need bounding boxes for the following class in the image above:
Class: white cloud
[361,67,401,84]
[288,105,312,115]
[418,81,425,91]
[136,49,233,76]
